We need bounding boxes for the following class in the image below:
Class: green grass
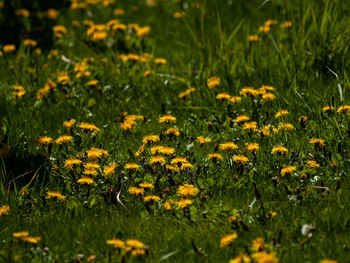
[0,0,350,262]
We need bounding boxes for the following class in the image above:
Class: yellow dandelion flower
[23,39,37,47]
[139,182,154,189]
[281,21,292,28]
[84,162,100,170]
[38,136,54,145]
[179,87,196,98]
[103,163,117,176]
[197,136,211,144]
[251,252,279,263]
[131,249,146,256]
[77,177,94,185]
[208,153,223,160]
[177,184,199,197]
[155,58,167,64]
[180,162,193,170]
[126,239,144,249]
[306,160,320,168]
[53,25,67,35]
[128,187,145,196]
[242,122,258,132]
[46,191,65,200]
[280,165,296,176]
[13,232,29,238]
[259,125,272,136]
[150,146,175,155]
[87,148,108,159]
[83,168,98,176]
[91,30,107,42]
[114,8,125,15]
[126,53,139,61]
[57,72,70,85]
[126,115,144,122]
[277,122,294,131]
[234,115,250,123]
[166,165,179,172]
[265,20,278,26]
[260,85,275,92]
[141,53,153,62]
[309,138,325,147]
[233,155,249,164]
[216,92,231,100]
[45,9,59,19]
[177,199,193,208]
[3,44,16,53]
[64,158,82,168]
[159,115,176,123]
[220,233,238,248]
[144,195,161,202]
[0,205,10,216]
[20,236,41,244]
[228,216,237,223]
[271,146,288,154]
[173,11,186,18]
[106,239,125,249]
[207,76,220,88]
[144,70,151,77]
[124,163,140,170]
[137,26,151,37]
[135,144,146,157]
[261,92,276,102]
[16,9,30,17]
[79,122,100,133]
[320,260,337,263]
[229,254,251,263]
[229,96,242,103]
[111,23,127,32]
[12,85,26,98]
[322,106,334,112]
[87,79,99,86]
[249,35,259,41]
[171,157,188,164]
[245,143,260,152]
[150,155,166,165]
[120,120,135,130]
[240,87,259,97]
[164,201,172,210]
[269,210,277,217]
[219,142,238,151]
[252,237,266,251]
[275,110,289,119]
[259,25,270,32]
[142,134,160,144]
[55,135,73,144]
[63,119,76,129]
[164,127,179,137]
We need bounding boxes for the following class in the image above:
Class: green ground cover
[1,0,350,262]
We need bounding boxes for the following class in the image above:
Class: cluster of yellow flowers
[0,205,10,217]
[128,182,199,210]
[106,238,147,257]
[13,231,41,244]
[1,1,345,261]
[85,19,151,42]
[221,237,279,263]
[121,114,144,131]
[46,191,66,200]
[248,19,292,42]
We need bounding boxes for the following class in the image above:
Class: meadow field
[0,0,349,262]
